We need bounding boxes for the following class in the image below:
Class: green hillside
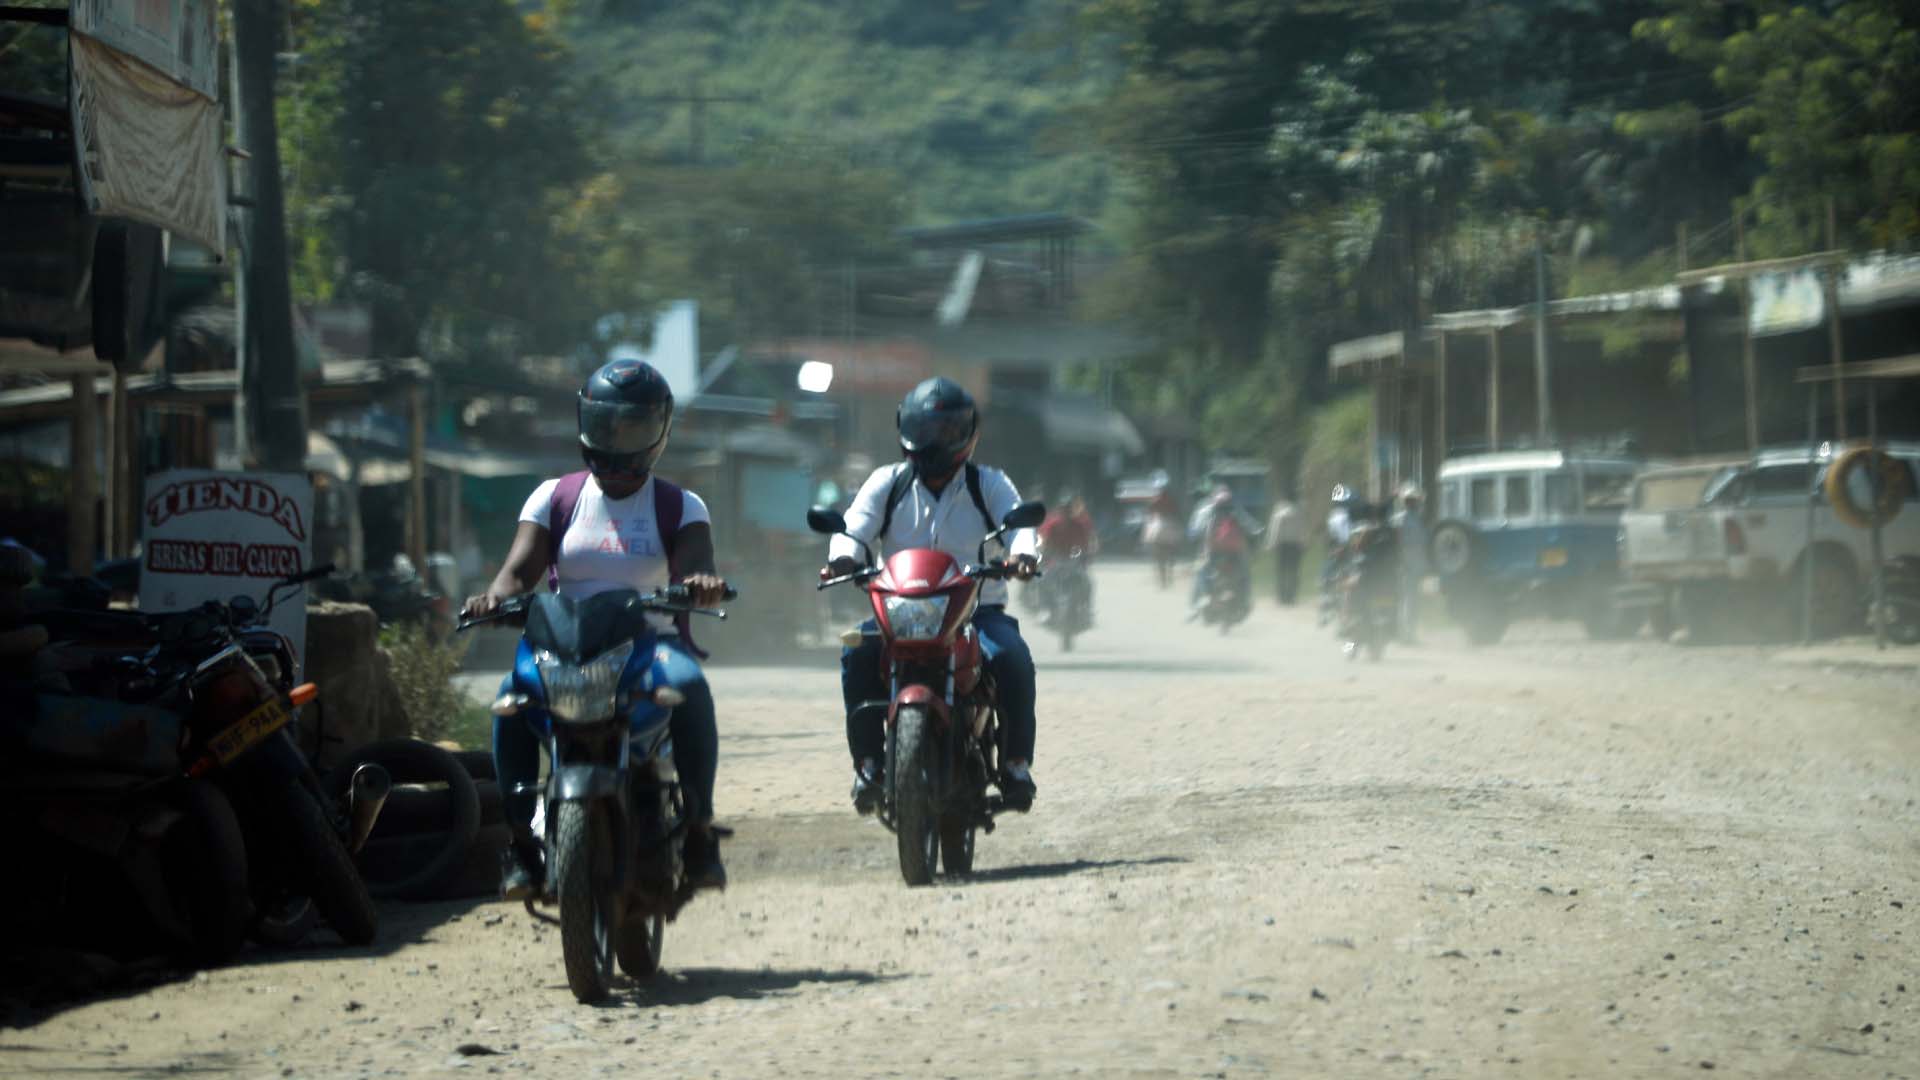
[559,0,1118,225]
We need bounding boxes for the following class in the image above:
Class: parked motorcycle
[34,565,383,947]
[809,499,1047,886]
[1197,550,1251,633]
[1043,547,1093,651]
[0,696,252,966]
[457,583,736,1003]
[1335,524,1399,661]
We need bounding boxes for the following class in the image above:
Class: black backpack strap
[964,463,995,533]
[876,462,914,540]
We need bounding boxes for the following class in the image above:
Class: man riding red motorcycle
[822,378,1041,818]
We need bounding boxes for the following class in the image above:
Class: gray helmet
[897,376,978,476]
[578,358,674,477]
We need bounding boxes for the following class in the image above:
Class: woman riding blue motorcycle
[460,359,730,899]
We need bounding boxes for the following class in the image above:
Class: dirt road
[6,562,1918,1078]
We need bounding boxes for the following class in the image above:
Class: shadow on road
[960,855,1188,884]
[1,895,496,1027]
[1037,657,1259,674]
[593,966,905,1008]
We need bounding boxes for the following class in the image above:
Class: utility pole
[631,78,758,164]
[231,0,306,473]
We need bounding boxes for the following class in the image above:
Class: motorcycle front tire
[556,800,616,1002]
[270,781,378,946]
[891,707,940,887]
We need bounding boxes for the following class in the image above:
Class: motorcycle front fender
[887,684,949,729]
[552,764,624,801]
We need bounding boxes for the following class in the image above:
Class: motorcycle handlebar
[457,585,737,632]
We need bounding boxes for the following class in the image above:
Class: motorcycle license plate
[1538,547,1569,569]
[207,698,291,764]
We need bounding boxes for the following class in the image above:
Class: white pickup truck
[1616,443,1920,639]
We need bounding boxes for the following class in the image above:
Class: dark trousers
[494,635,719,831]
[842,606,1036,767]
[1274,542,1303,604]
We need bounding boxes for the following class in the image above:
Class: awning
[1016,394,1144,457]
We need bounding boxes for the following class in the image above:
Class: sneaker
[850,761,883,816]
[684,829,727,892]
[499,836,544,902]
[998,763,1036,812]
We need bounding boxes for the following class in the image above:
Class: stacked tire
[324,741,505,902]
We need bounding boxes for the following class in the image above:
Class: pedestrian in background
[1141,487,1180,589]
[1264,492,1303,605]
[1391,483,1429,643]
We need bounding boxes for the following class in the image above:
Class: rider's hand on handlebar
[460,592,504,621]
[680,573,730,608]
[822,556,863,581]
[1009,554,1040,581]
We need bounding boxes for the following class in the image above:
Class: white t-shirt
[519,475,710,630]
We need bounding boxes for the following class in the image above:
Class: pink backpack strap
[651,477,708,659]
[544,470,591,592]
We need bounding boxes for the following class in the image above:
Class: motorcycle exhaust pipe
[346,763,392,854]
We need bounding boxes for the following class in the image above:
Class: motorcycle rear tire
[271,782,378,946]
[164,779,252,966]
[891,707,940,887]
[615,914,664,979]
[556,800,615,1002]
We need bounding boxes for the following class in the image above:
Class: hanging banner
[140,470,314,676]
[68,0,225,253]
[1748,268,1826,338]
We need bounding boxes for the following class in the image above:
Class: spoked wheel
[615,913,664,979]
[556,801,616,1002]
[890,707,940,887]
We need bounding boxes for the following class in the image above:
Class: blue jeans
[493,635,718,831]
[841,606,1036,766]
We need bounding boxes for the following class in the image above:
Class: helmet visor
[898,409,973,454]
[579,398,669,455]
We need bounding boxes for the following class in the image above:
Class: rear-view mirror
[807,506,848,535]
[1002,501,1046,530]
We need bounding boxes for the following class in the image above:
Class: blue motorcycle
[458,584,732,1003]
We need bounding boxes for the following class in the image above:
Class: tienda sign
[145,476,308,542]
[139,469,314,679]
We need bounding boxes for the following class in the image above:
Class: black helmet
[578,358,674,477]
[897,376,978,476]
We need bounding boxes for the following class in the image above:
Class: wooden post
[1677,222,1689,273]
[1825,266,1848,441]
[1486,327,1501,452]
[1366,375,1382,501]
[1736,211,1759,452]
[68,374,98,574]
[118,392,139,557]
[1435,331,1449,463]
[107,369,135,558]
[406,381,428,572]
[1533,232,1552,445]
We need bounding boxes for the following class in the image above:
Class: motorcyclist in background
[1037,492,1098,624]
[1188,486,1257,619]
[1318,482,1359,624]
[823,377,1042,814]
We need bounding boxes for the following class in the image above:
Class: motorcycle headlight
[883,595,950,640]
[535,641,635,724]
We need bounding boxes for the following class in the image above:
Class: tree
[1638,0,1920,252]
[282,0,604,359]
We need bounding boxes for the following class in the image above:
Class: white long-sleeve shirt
[828,463,1038,607]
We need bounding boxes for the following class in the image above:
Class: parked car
[1612,458,1748,639]
[1429,449,1641,644]
[1629,442,1920,640]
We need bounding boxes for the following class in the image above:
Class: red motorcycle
[809,500,1046,885]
